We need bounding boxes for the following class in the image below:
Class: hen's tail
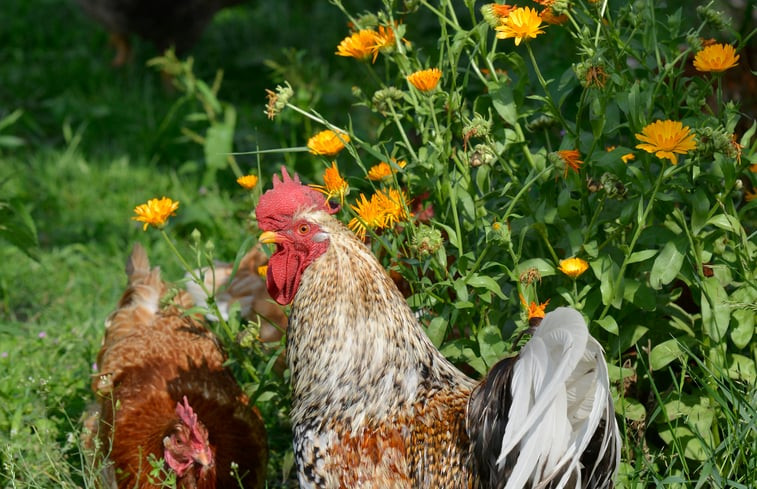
[467,307,621,489]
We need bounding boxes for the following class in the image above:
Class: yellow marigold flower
[132,196,179,231]
[519,294,550,320]
[693,43,740,73]
[374,25,396,52]
[336,29,380,61]
[495,6,545,46]
[307,129,350,156]
[375,188,411,228]
[349,193,385,240]
[348,188,411,239]
[621,153,635,163]
[236,174,258,189]
[407,68,442,92]
[257,265,268,277]
[367,159,406,181]
[311,161,349,205]
[558,149,583,176]
[635,120,697,165]
[368,162,393,181]
[558,257,589,279]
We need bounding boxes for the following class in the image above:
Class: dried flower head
[693,43,740,73]
[307,129,350,156]
[264,82,293,119]
[236,174,259,189]
[132,197,179,231]
[407,68,442,92]
[558,257,589,279]
[635,120,697,165]
[336,29,380,61]
[495,7,545,46]
[311,161,349,205]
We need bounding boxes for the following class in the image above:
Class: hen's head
[163,397,214,481]
[256,167,338,305]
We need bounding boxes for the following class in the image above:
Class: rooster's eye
[297,224,310,235]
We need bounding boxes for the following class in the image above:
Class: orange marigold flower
[558,257,589,279]
[307,129,350,156]
[745,189,757,202]
[621,153,635,163]
[336,29,380,61]
[495,6,545,46]
[311,161,349,205]
[519,294,550,320]
[407,68,442,92]
[236,174,258,189]
[693,43,740,73]
[635,120,697,165]
[558,149,583,176]
[367,159,406,181]
[540,8,567,25]
[132,197,179,231]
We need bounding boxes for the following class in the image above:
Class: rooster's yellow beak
[259,231,280,244]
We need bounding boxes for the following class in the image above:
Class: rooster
[255,168,621,489]
[84,243,268,489]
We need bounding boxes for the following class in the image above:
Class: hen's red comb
[256,167,336,229]
[175,396,198,429]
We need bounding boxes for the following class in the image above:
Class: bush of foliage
[94,0,757,487]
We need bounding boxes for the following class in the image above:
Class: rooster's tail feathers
[467,307,620,489]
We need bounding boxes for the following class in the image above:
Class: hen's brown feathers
[88,243,267,489]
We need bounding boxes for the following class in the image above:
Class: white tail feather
[496,307,618,489]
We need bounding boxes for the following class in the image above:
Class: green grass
[1,0,756,487]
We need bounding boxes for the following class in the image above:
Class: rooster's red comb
[256,167,337,230]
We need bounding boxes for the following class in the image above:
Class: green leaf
[424,316,448,348]
[725,354,756,383]
[627,249,658,264]
[490,82,518,126]
[700,276,730,341]
[690,187,710,235]
[590,256,622,308]
[706,214,739,233]
[477,325,506,368]
[466,274,506,300]
[730,287,756,348]
[595,316,619,335]
[650,338,686,370]
[615,396,646,421]
[0,199,39,259]
[657,426,709,461]
[649,237,687,289]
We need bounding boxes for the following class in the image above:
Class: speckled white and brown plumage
[82,243,268,489]
[256,168,620,489]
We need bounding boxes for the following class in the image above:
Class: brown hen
[84,243,267,489]
[255,168,620,489]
